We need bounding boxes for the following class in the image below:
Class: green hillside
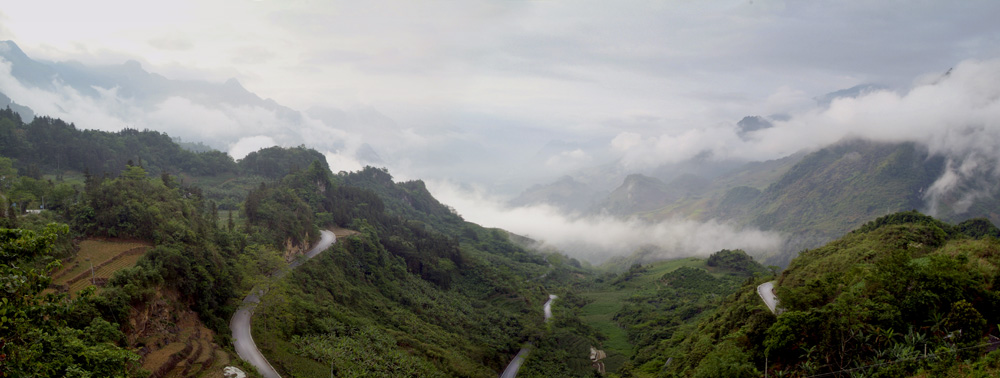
[7,105,1000,378]
[652,211,1000,378]
[564,250,771,376]
[0,108,581,377]
[597,174,680,217]
[619,139,996,266]
[747,140,947,264]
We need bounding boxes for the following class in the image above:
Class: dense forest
[0,158,241,376]
[642,212,1000,378]
[0,107,579,377]
[245,163,587,376]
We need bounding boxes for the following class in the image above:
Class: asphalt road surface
[500,294,558,378]
[230,230,336,378]
[757,281,779,314]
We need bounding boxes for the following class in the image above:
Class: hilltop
[641,211,1000,377]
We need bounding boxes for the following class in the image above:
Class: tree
[0,223,140,378]
[943,300,987,345]
[0,156,15,191]
[121,165,147,181]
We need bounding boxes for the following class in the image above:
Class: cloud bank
[0,58,367,172]
[424,60,1000,263]
[611,59,1000,216]
[427,180,785,264]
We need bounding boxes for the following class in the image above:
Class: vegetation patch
[50,239,150,295]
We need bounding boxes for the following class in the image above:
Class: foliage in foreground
[0,223,141,378]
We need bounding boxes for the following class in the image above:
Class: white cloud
[427,180,784,263]
[324,151,364,173]
[611,132,641,152]
[0,57,374,168]
[228,136,276,160]
[544,148,589,170]
[0,59,132,129]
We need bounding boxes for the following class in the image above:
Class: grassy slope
[658,213,1000,378]
[575,256,760,374]
[580,258,708,354]
[645,152,805,222]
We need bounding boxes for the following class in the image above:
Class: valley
[4,103,1000,377]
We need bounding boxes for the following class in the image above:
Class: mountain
[593,138,1000,266]
[594,173,721,218]
[0,109,587,377]
[0,108,238,177]
[732,138,1000,265]
[0,40,384,165]
[0,90,34,120]
[0,40,56,89]
[596,174,677,217]
[742,139,949,263]
[736,115,773,140]
[814,83,885,107]
[585,150,804,223]
[0,40,293,114]
[508,175,605,213]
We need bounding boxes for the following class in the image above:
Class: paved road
[499,294,558,378]
[499,347,531,378]
[543,294,557,321]
[757,281,779,314]
[231,230,336,378]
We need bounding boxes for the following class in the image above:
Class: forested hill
[0,106,348,212]
[0,107,588,377]
[0,107,236,177]
[650,211,1000,377]
[247,161,583,376]
[339,166,466,234]
[596,138,998,266]
[739,140,949,263]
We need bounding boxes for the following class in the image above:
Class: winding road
[757,281,780,314]
[499,294,558,378]
[231,230,337,378]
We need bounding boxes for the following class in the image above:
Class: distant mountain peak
[623,173,658,184]
[815,84,885,107]
[0,40,22,55]
[0,40,31,63]
[737,115,774,140]
[122,59,143,70]
[225,78,243,88]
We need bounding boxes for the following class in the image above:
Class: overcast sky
[4,1,999,143]
[4,1,1000,261]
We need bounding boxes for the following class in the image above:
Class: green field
[577,257,709,357]
[50,239,150,295]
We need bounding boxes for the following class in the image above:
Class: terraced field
[141,314,228,378]
[49,239,151,296]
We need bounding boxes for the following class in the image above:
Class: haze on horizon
[3,0,1000,262]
